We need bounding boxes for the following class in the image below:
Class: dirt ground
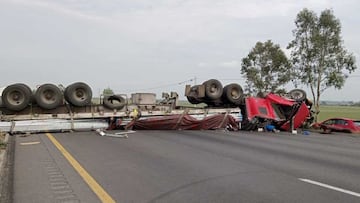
[0,132,6,150]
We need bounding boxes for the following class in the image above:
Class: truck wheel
[256,92,267,98]
[203,79,223,100]
[289,89,306,102]
[222,83,243,105]
[64,82,92,107]
[2,83,32,111]
[35,84,63,110]
[103,95,126,110]
[187,96,202,104]
[241,120,256,131]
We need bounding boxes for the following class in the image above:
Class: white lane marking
[20,141,41,145]
[299,178,360,198]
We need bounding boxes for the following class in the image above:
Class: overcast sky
[1,0,359,101]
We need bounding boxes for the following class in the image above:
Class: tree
[354,102,360,107]
[288,8,357,122]
[241,40,291,95]
[103,87,114,95]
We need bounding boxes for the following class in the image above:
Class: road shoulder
[0,133,14,203]
[13,133,100,203]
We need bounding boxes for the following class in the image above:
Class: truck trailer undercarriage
[0,80,311,134]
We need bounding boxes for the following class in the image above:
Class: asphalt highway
[11,130,360,202]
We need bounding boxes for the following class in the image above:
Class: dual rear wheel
[2,82,93,111]
[35,84,63,110]
[187,79,244,106]
[1,83,32,111]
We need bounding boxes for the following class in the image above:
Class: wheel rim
[7,90,25,106]
[210,84,220,93]
[210,85,216,93]
[74,88,86,101]
[41,90,56,104]
[291,91,303,100]
[230,88,240,99]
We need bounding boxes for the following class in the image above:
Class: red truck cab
[242,92,311,131]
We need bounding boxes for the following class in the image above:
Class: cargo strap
[173,109,189,130]
[218,110,230,129]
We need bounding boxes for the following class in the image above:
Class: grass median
[318,105,360,122]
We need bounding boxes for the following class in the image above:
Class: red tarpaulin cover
[125,114,239,130]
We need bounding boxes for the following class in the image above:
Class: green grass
[176,100,207,108]
[318,105,360,122]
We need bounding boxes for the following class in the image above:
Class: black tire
[256,92,267,98]
[2,83,32,111]
[289,89,306,101]
[64,82,92,107]
[187,85,203,104]
[35,84,63,110]
[203,79,223,100]
[103,95,126,110]
[241,119,257,131]
[187,96,202,104]
[321,127,332,134]
[222,83,243,105]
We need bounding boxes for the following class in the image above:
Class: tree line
[241,8,357,122]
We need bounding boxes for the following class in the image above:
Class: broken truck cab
[184,80,311,132]
[241,90,311,131]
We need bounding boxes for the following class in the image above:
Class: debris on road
[96,129,135,138]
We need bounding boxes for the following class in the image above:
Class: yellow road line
[46,133,115,203]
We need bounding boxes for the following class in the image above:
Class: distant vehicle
[318,118,360,133]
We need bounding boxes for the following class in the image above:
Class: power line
[120,78,196,93]
[120,74,358,93]
[127,77,246,92]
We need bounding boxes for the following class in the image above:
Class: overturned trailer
[0,80,311,134]
[0,81,241,133]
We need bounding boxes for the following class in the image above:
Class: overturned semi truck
[0,80,311,133]
[0,81,241,133]
[185,79,313,131]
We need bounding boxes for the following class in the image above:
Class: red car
[318,118,360,133]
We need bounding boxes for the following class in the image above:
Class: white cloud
[197,62,210,68]
[219,60,241,68]
[1,0,359,101]
[7,0,110,22]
